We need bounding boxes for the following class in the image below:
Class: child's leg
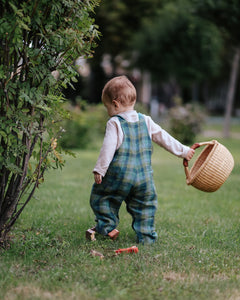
[126,186,158,244]
[90,185,123,236]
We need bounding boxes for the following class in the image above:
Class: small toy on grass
[90,246,139,259]
[114,245,139,254]
[90,249,104,259]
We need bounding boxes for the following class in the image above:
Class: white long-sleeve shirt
[93,110,190,177]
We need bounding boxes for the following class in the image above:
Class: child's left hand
[94,172,102,184]
[186,148,195,161]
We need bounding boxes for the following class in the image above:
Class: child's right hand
[94,172,102,184]
[186,148,195,161]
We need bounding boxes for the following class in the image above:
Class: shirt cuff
[182,146,190,159]
[93,168,106,177]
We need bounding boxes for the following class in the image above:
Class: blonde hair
[102,75,136,106]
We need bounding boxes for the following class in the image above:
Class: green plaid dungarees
[90,113,158,244]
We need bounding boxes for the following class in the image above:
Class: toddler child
[88,75,194,244]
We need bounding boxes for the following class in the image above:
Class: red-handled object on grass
[114,246,139,254]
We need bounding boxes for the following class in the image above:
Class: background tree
[130,1,223,101]
[193,0,240,137]
[0,0,99,243]
[88,0,162,102]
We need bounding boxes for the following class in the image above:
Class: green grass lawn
[0,135,240,300]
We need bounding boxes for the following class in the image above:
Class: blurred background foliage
[59,102,107,149]
[169,98,206,144]
[61,0,240,148]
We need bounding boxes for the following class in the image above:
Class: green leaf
[21,108,30,113]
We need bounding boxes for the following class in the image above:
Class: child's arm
[93,119,119,182]
[152,129,191,158]
[144,115,193,158]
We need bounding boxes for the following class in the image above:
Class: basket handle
[183,141,215,179]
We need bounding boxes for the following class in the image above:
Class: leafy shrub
[59,103,107,149]
[169,99,205,145]
[0,0,99,241]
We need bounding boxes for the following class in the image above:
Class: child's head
[102,75,136,107]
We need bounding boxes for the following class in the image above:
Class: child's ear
[112,100,120,108]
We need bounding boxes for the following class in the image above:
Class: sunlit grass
[0,133,240,300]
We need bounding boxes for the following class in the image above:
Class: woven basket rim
[187,140,219,185]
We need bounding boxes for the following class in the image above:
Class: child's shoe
[108,229,119,240]
[86,227,96,241]
[85,227,119,241]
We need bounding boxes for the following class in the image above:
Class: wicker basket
[183,140,234,192]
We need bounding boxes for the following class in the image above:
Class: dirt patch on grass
[163,271,207,283]
[163,271,188,282]
[163,271,240,283]
[215,288,240,300]
[4,285,96,300]
[162,272,240,299]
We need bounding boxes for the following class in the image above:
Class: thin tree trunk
[223,47,240,138]
[141,71,152,106]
